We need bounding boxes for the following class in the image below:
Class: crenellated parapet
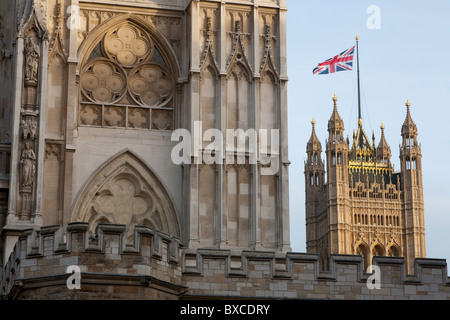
[182,250,450,299]
[1,224,449,299]
[1,223,186,299]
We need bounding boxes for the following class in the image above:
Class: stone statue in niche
[20,141,36,187]
[24,37,40,83]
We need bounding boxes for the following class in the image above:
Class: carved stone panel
[128,108,150,129]
[128,64,173,108]
[104,24,152,67]
[80,105,102,126]
[79,21,175,132]
[152,109,173,131]
[104,106,126,128]
[80,59,127,104]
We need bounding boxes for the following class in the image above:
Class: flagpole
[356,35,362,121]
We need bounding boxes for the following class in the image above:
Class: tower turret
[305,118,325,255]
[306,118,325,187]
[400,99,426,274]
[377,123,392,165]
[325,94,350,260]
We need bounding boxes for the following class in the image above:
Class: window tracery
[79,22,174,131]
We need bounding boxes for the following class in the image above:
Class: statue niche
[24,37,40,85]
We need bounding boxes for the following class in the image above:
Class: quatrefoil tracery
[81,23,174,108]
[104,25,153,68]
[128,64,173,107]
[81,59,127,104]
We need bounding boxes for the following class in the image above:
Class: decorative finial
[358,118,363,126]
[406,99,411,108]
[356,35,359,41]
[332,93,338,103]
[381,122,385,130]
[311,117,316,126]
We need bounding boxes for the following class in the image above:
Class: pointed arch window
[356,244,370,272]
[411,157,417,170]
[372,245,384,257]
[337,152,342,165]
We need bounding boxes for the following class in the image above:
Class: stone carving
[93,177,152,241]
[72,152,181,244]
[79,22,174,130]
[24,37,40,83]
[80,105,102,126]
[128,108,149,129]
[104,24,152,67]
[260,24,279,76]
[81,60,127,104]
[20,141,36,187]
[45,143,62,161]
[152,110,173,131]
[48,0,67,62]
[200,15,218,71]
[104,106,126,127]
[226,20,253,77]
[128,64,173,107]
[21,119,38,140]
[17,0,48,32]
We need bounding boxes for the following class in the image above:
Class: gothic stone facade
[305,95,426,275]
[0,0,290,264]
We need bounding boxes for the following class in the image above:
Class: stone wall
[0,223,186,299]
[1,224,449,300]
[182,250,450,300]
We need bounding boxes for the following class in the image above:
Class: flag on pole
[313,46,355,75]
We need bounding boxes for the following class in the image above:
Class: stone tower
[0,0,290,267]
[399,100,426,271]
[305,95,426,274]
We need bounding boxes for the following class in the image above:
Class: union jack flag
[313,46,355,75]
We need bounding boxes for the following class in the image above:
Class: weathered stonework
[0,0,447,300]
[1,224,449,300]
[1,223,186,299]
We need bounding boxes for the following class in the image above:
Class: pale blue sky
[286,0,450,269]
